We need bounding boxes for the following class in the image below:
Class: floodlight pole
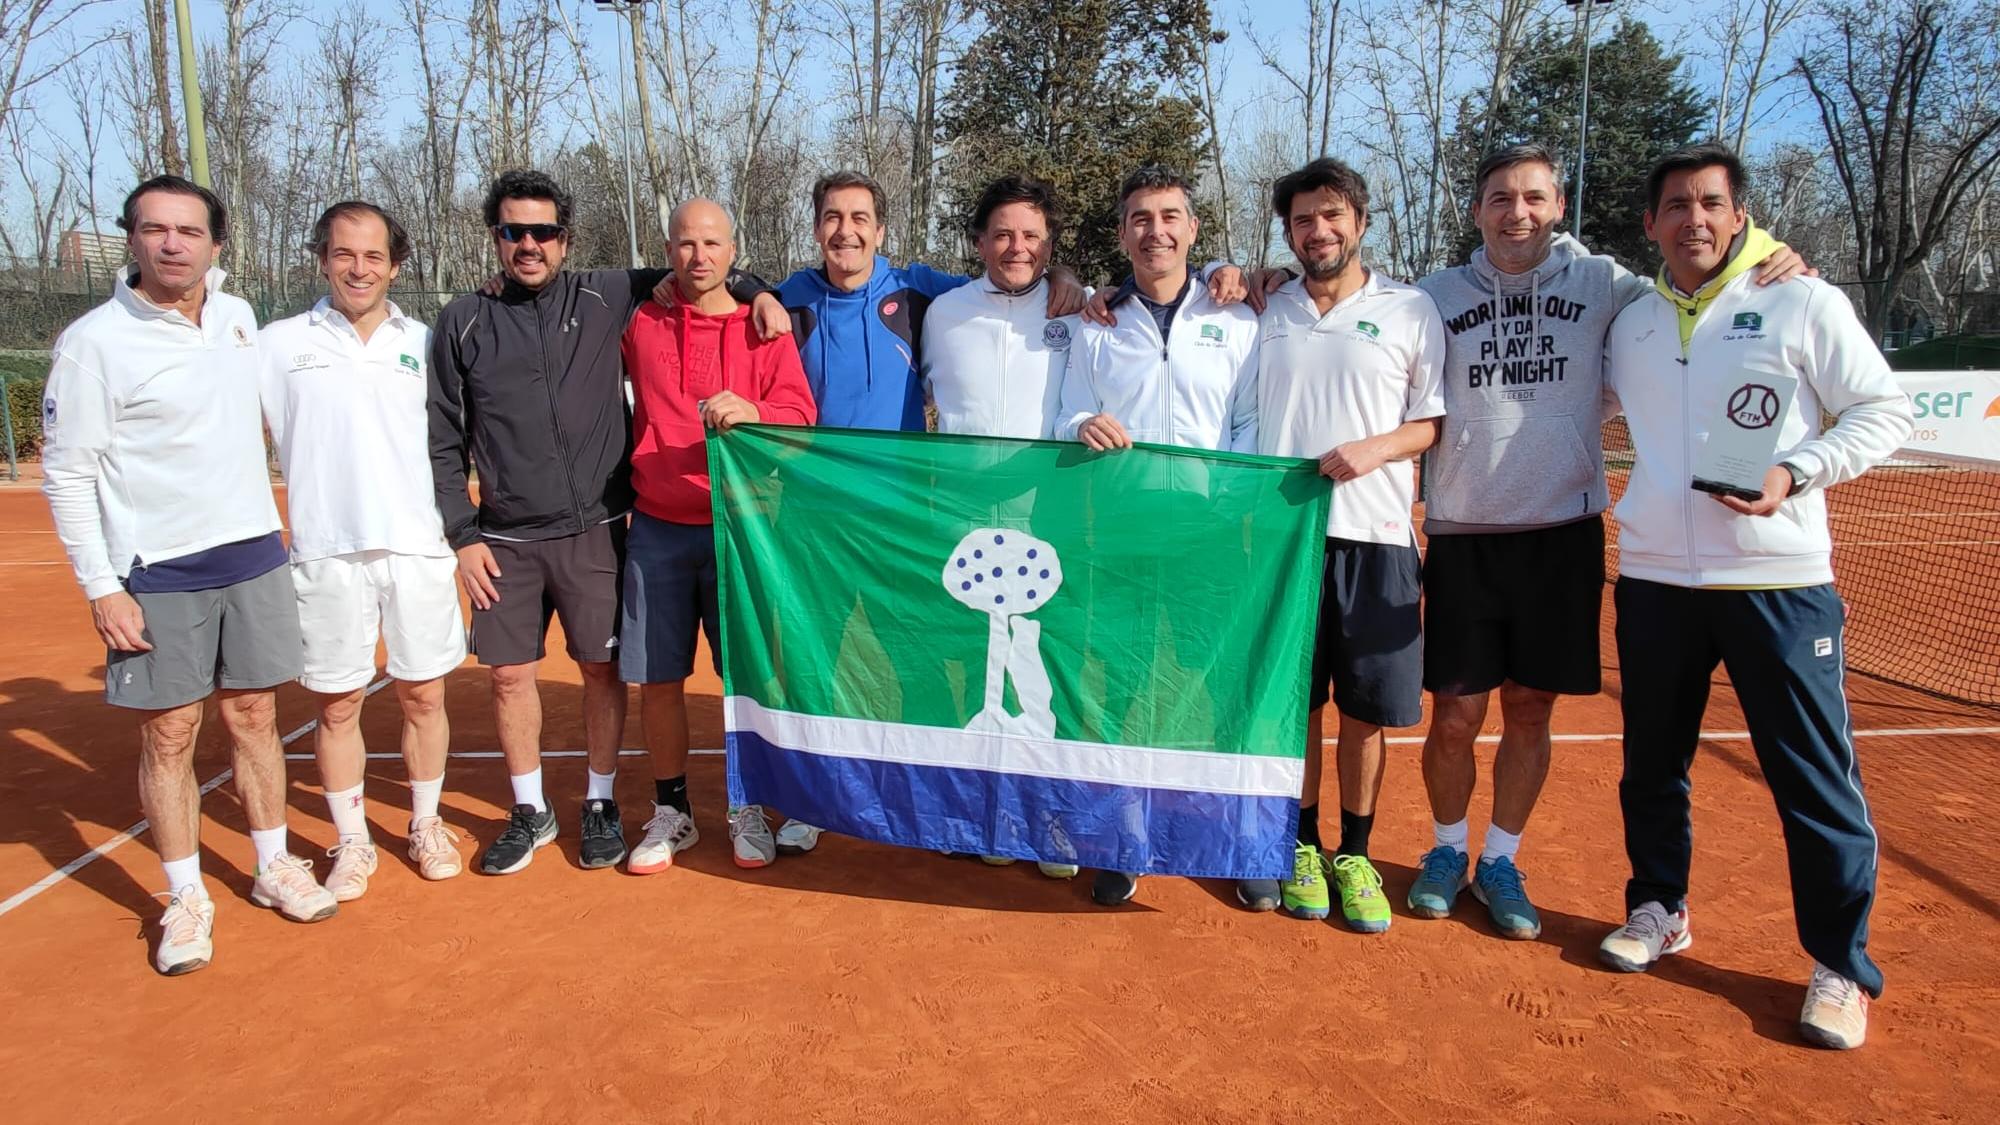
[1568,0,1612,239]
[172,0,211,187]
[595,0,645,268]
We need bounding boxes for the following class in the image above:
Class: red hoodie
[622,299,816,524]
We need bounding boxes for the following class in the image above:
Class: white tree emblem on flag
[942,528,1063,738]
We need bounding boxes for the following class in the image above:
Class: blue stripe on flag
[729,730,1296,880]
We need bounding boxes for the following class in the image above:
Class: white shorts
[293,550,468,693]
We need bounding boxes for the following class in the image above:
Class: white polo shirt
[42,267,282,600]
[259,298,451,562]
[1257,272,1446,545]
[921,273,1079,438]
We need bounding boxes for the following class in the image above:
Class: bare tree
[141,0,182,176]
[734,0,807,241]
[0,1,116,153]
[1197,26,1234,260]
[1712,0,1811,151]
[901,0,963,262]
[1354,0,1465,279]
[0,108,78,273]
[1798,0,2000,336]
[398,0,480,294]
[1471,0,1537,155]
[1243,0,1343,163]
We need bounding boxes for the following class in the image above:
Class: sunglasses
[494,222,566,243]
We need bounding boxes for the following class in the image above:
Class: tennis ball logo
[944,528,1063,739]
[1727,383,1780,430]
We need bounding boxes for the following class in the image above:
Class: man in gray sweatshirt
[1407,143,1803,940]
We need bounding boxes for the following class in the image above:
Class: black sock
[1296,803,1323,851]
[1336,809,1373,858]
[654,775,689,814]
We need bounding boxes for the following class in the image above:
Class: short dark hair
[1473,143,1565,201]
[482,169,572,229]
[968,175,1064,238]
[1270,158,1371,221]
[1646,142,1748,214]
[812,170,887,223]
[308,201,412,265]
[117,174,228,242]
[1118,165,1195,219]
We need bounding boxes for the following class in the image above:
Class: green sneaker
[1330,854,1392,933]
[1280,844,1331,919]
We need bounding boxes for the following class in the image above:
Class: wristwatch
[1778,461,1808,495]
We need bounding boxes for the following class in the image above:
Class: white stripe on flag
[725,696,1305,798]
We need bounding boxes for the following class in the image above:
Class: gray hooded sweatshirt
[1416,233,1649,534]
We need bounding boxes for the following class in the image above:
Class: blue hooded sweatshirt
[777,255,969,431]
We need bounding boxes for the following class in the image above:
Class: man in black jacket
[428,169,779,875]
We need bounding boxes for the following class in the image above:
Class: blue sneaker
[1407,846,1469,918]
[1472,855,1542,940]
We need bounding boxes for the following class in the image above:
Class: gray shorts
[106,564,304,711]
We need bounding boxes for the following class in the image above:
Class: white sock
[249,826,288,872]
[161,854,205,899]
[509,769,547,813]
[409,774,444,825]
[585,768,617,802]
[324,782,370,842]
[1483,823,1523,864]
[1434,818,1469,855]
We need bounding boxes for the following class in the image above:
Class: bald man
[619,200,818,873]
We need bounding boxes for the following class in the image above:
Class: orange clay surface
[1,486,1996,1122]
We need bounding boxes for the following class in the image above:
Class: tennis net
[1602,418,2000,709]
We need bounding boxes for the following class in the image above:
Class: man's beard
[1301,245,1353,280]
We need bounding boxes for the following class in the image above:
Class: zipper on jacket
[1678,328,1698,587]
[538,286,585,533]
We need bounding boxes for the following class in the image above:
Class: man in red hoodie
[619,198,816,874]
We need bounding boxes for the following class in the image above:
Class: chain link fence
[0,252,464,479]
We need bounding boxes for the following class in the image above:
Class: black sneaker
[1236,878,1282,912]
[1091,870,1140,906]
[480,804,558,875]
[578,799,627,869]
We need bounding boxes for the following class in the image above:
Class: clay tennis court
[2,482,1996,1122]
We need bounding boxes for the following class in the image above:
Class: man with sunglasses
[428,170,779,877]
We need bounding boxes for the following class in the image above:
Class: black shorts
[1422,515,1603,697]
[470,520,627,666]
[1308,538,1424,728]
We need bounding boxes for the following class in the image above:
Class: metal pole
[1571,0,1597,238]
[613,8,642,268]
[172,0,211,188]
[3,377,18,482]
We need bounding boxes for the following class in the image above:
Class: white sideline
[0,677,393,919]
[4,701,1996,920]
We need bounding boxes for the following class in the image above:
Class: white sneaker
[154,889,215,976]
[774,818,822,853]
[1037,862,1080,879]
[729,805,777,868]
[250,852,339,922]
[628,804,699,874]
[1598,901,1691,972]
[1799,962,1870,1049]
[323,838,378,902]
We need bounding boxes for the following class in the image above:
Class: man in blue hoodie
[777,170,1091,432]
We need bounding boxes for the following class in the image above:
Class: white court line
[0,677,392,920]
[7,708,1996,919]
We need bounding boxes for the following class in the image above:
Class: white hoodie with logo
[921,274,1081,439]
[1607,271,1912,588]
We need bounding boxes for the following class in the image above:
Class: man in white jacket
[41,176,338,976]
[920,174,1083,879]
[260,202,469,900]
[1601,143,1911,1051]
[1055,165,1260,907]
